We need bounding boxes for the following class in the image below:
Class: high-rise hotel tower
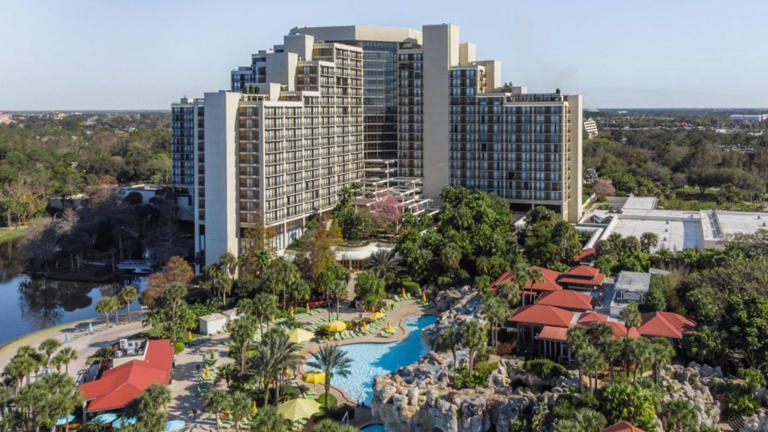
[172,24,583,266]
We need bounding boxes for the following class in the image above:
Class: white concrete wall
[422,24,459,199]
[475,60,501,91]
[566,95,583,222]
[266,51,298,91]
[204,91,240,266]
[284,34,314,61]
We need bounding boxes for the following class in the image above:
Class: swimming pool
[310,314,436,405]
[361,424,385,432]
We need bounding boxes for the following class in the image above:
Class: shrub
[402,281,420,296]
[173,341,185,354]
[317,393,337,409]
[454,362,496,389]
[524,359,567,380]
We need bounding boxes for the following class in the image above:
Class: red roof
[80,340,173,412]
[509,304,575,328]
[538,325,569,341]
[566,265,600,278]
[536,290,594,311]
[639,312,696,339]
[489,266,563,293]
[558,266,605,287]
[574,248,597,262]
[603,421,645,432]
[577,312,608,324]
[606,321,640,339]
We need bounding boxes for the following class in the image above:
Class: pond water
[309,314,437,405]
[0,239,145,345]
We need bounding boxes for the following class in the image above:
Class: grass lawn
[0,227,26,243]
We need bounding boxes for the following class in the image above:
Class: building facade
[172,24,583,266]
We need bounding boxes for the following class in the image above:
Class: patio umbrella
[306,302,310,313]
[422,291,427,302]
[92,413,118,425]
[386,322,394,333]
[277,398,321,422]
[287,328,314,344]
[302,371,325,384]
[325,320,346,332]
[371,312,385,320]
[112,416,137,429]
[362,322,367,332]
[251,400,258,416]
[164,419,186,431]
[55,415,75,426]
[63,333,70,343]
[88,322,93,334]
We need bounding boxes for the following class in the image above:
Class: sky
[1,0,767,110]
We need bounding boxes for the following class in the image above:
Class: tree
[640,232,659,253]
[567,325,589,392]
[51,347,77,375]
[524,207,582,268]
[138,383,172,412]
[649,338,674,384]
[460,321,488,372]
[593,179,616,197]
[5,353,37,396]
[306,216,341,279]
[645,275,667,312]
[38,338,61,367]
[354,270,385,310]
[18,373,82,432]
[216,363,240,390]
[219,252,238,281]
[227,391,251,432]
[229,315,257,373]
[365,249,399,284]
[619,303,642,338]
[481,293,510,347]
[204,263,233,304]
[434,327,462,370]
[144,282,194,344]
[263,258,301,309]
[164,282,187,343]
[96,296,119,327]
[249,406,287,432]
[118,285,138,322]
[286,278,311,308]
[661,399,698,432]
[370,192,402,230]
[601,383,660,431]
[314,419,360,432]
[577,346,606,393]
[253,293,279,337]
[248,328,302,406]
[203,389,229,432]
[306,344,352,409]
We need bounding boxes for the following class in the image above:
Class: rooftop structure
[638,311,696,339]
[614,271,651,303]
[604,421,645,432]
[535,290,594,311]
[583,196,768,252]
[584,117,598,138]
[729,113,768,122]
[79,339,173,413]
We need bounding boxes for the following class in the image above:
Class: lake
[0,239,145,346]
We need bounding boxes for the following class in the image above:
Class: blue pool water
[312,314,437,405]
[361,425,385,432]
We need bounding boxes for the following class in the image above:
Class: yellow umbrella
[306,302,310,313]
[421,291,427,302]
[204,365,210,379]
[371,311,385,320]
[277,399,321,422]
[386,322,394,333]
[290,306,294,317]
[269,314,275,322]
[302,371,326,384]
[325,320,347,332]
[401,287,406,297]
[209,349,215,359]
[187,331,193,342]
[362,321,367,332]
[288,328,314,344]
[251,400,258,416]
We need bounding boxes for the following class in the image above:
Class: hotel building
[172,24,583,266]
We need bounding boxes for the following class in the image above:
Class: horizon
[2,1,767,110]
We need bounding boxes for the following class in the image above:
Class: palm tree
[649,338,675,384]
[328,279,347,320]
[602,338,623,385]
[567,325,589,391]
[216,363,240,390]
[434,327,462,370]
[481,293,510,347]
[229,315,257,373]
[640,232,659,253]
[38,373,82,432]
[249,406,287,432]
[52,347,78,375]
[228,391,251,432]
[460,321,488,372]
[139,383,172,412]
[38,338,61,368]
[219,252,238,280]
[253,293,278,337]
[5,354,36,396]
[262,258,301,309]
[577,346,606,393]
[249,328,302,406]
[203,389,229,432]
[306,344,352,409]
[287,278,311,309]
[365,249,399,282]
[164,282,188,342]
[118,285,139,323]
[619,303,642,338]
[662,399,697,432]
[96,296,118,327]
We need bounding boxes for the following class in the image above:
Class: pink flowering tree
[593,179,616,197]
[370,192,402,230]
